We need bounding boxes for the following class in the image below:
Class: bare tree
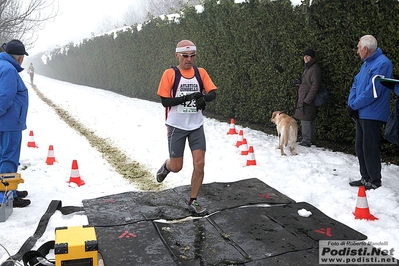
[147,0,201,17]
[122,0,148,27]
[121,0,201,27]
[0,0,58,47]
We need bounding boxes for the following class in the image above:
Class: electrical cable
[0,244,23,266]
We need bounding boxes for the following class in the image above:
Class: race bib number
[177,92,197,113]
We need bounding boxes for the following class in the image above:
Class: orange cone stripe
[353,186,378,220]
[246,146,257,165]
[27,131,38,148]
[227,118,238,134]
[235,130,244,147]
[240,139,249,155]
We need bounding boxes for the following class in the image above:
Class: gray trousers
[300,120,315,145]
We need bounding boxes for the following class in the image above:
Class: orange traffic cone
[68,160,85,187]
[245,146,257,166]
[27,131,38,148]
[240,138,249,155]
[227,118,238,135]
[353,186,378,221]
[235,130,244,147]
[45,145,56,165]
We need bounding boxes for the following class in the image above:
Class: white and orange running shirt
[157,67,217,130]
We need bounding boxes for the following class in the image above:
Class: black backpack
[171,66,204,96]
[314,84,330,107]
[303,69,329,107]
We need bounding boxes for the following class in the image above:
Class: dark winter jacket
[294,58,322,121]
[0,52,29,131]
[348,48,392,122]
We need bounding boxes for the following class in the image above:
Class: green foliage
[29,0,399,157]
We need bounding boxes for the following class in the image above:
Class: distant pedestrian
[156,40,217,215]
[28,63,34,84]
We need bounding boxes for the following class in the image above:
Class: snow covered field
[1,73,398,263]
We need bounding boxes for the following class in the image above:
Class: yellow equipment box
[55,225,98,266]
[0,173,24,191]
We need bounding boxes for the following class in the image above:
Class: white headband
[175,46,196,53]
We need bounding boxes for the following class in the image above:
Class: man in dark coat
[294,48,322,147]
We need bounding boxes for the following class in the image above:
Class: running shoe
[156,160,170,183]
[188,200,207,215]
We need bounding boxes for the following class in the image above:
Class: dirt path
[31,84,164,191]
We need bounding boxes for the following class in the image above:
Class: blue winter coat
[0,52,29,131]
[348,48,393,122]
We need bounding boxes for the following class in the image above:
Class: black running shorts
[167,125,206,158]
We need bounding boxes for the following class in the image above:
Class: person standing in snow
[156,40,217,215]
[348,35,393,190]
[0,40,31,207]
[28,62,34,84]
[294,48,322,147]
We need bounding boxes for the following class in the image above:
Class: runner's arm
[161,96,186,107]
[204,90,216,102]
[161,92,203,107]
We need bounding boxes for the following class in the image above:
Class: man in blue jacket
[348,35,393,190]
[0,40,30,207]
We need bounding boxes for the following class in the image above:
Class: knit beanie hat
[303,48,315,58]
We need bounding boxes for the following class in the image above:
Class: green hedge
[30,0,399,159]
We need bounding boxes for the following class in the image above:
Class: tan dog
[270,111,298,156]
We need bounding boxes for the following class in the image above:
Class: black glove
[184,92,203,102]
[346,106,359,120]
[196,96,206,111]
[380,81,396,90]
[293,78,301,87]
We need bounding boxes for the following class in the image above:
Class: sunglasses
[177,53,196,58]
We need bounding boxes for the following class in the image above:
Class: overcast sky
[29,0,135,55]
[29,0,302,56]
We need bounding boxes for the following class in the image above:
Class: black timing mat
[95,222,177,265]
[82,189,187,226]
[157,207,314,265]
[243,249,320,266]
[82,178,295,226]
[174,177,296,213]
[82,178,370,265]
[264,201,367,242]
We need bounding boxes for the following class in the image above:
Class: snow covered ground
[1,73,398,263]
